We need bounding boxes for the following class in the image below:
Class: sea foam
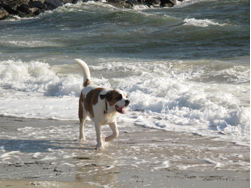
[0,60,82,96]
[0,59,249,145]
[184,18,226,27]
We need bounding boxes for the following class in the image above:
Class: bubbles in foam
[0,60,82,96]
[103,59,249,145]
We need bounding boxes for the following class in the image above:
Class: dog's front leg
[95,123,104,150]
[105,121,119,142]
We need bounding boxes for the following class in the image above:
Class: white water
[183,18,226,27]
[0,58,249,146]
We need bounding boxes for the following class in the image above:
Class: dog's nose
[125,100,130,107]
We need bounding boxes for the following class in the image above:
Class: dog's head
[100,89,130,114]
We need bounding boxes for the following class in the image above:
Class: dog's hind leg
[105,121,119,142]
[79,95,87,141]
[79,116,87,141]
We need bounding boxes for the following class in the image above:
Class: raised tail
[75,59,91,87]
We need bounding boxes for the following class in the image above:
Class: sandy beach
[0,117,249,188]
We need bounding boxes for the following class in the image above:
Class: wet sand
[0,117,249,188]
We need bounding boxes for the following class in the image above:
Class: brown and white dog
[76,59,130,150]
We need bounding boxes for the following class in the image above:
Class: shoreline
[0,116,249,187]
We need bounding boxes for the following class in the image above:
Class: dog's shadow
[0,139,96,153]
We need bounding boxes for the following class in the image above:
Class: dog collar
[104,102,108,114]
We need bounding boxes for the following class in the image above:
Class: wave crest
[184,18,226,27]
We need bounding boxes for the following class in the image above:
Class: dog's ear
[100,91,113,101]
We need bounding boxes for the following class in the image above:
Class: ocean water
[0,0,250,146]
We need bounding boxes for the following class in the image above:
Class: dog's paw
[105,136,111,142]
[96,145,105,150]
[79,138,87,143]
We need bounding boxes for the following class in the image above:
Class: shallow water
[0,118,249,184]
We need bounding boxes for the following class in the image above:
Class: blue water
[0,0,249,61]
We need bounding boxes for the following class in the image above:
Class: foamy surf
[0,60,82,96]
[0,57,249,146]
[184,18,226,27]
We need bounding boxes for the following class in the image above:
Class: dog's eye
[116,94,122,101]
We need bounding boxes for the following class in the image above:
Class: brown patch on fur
[83,79,91,87]
[79,92,84,123]
[103,90,121,106]
[81,88,104,118]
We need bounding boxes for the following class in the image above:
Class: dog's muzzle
[115,100,130,114]
[125,100,130,107]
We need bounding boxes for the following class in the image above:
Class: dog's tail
[75,59,91,87]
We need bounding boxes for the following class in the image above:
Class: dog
[75,59,130,150]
